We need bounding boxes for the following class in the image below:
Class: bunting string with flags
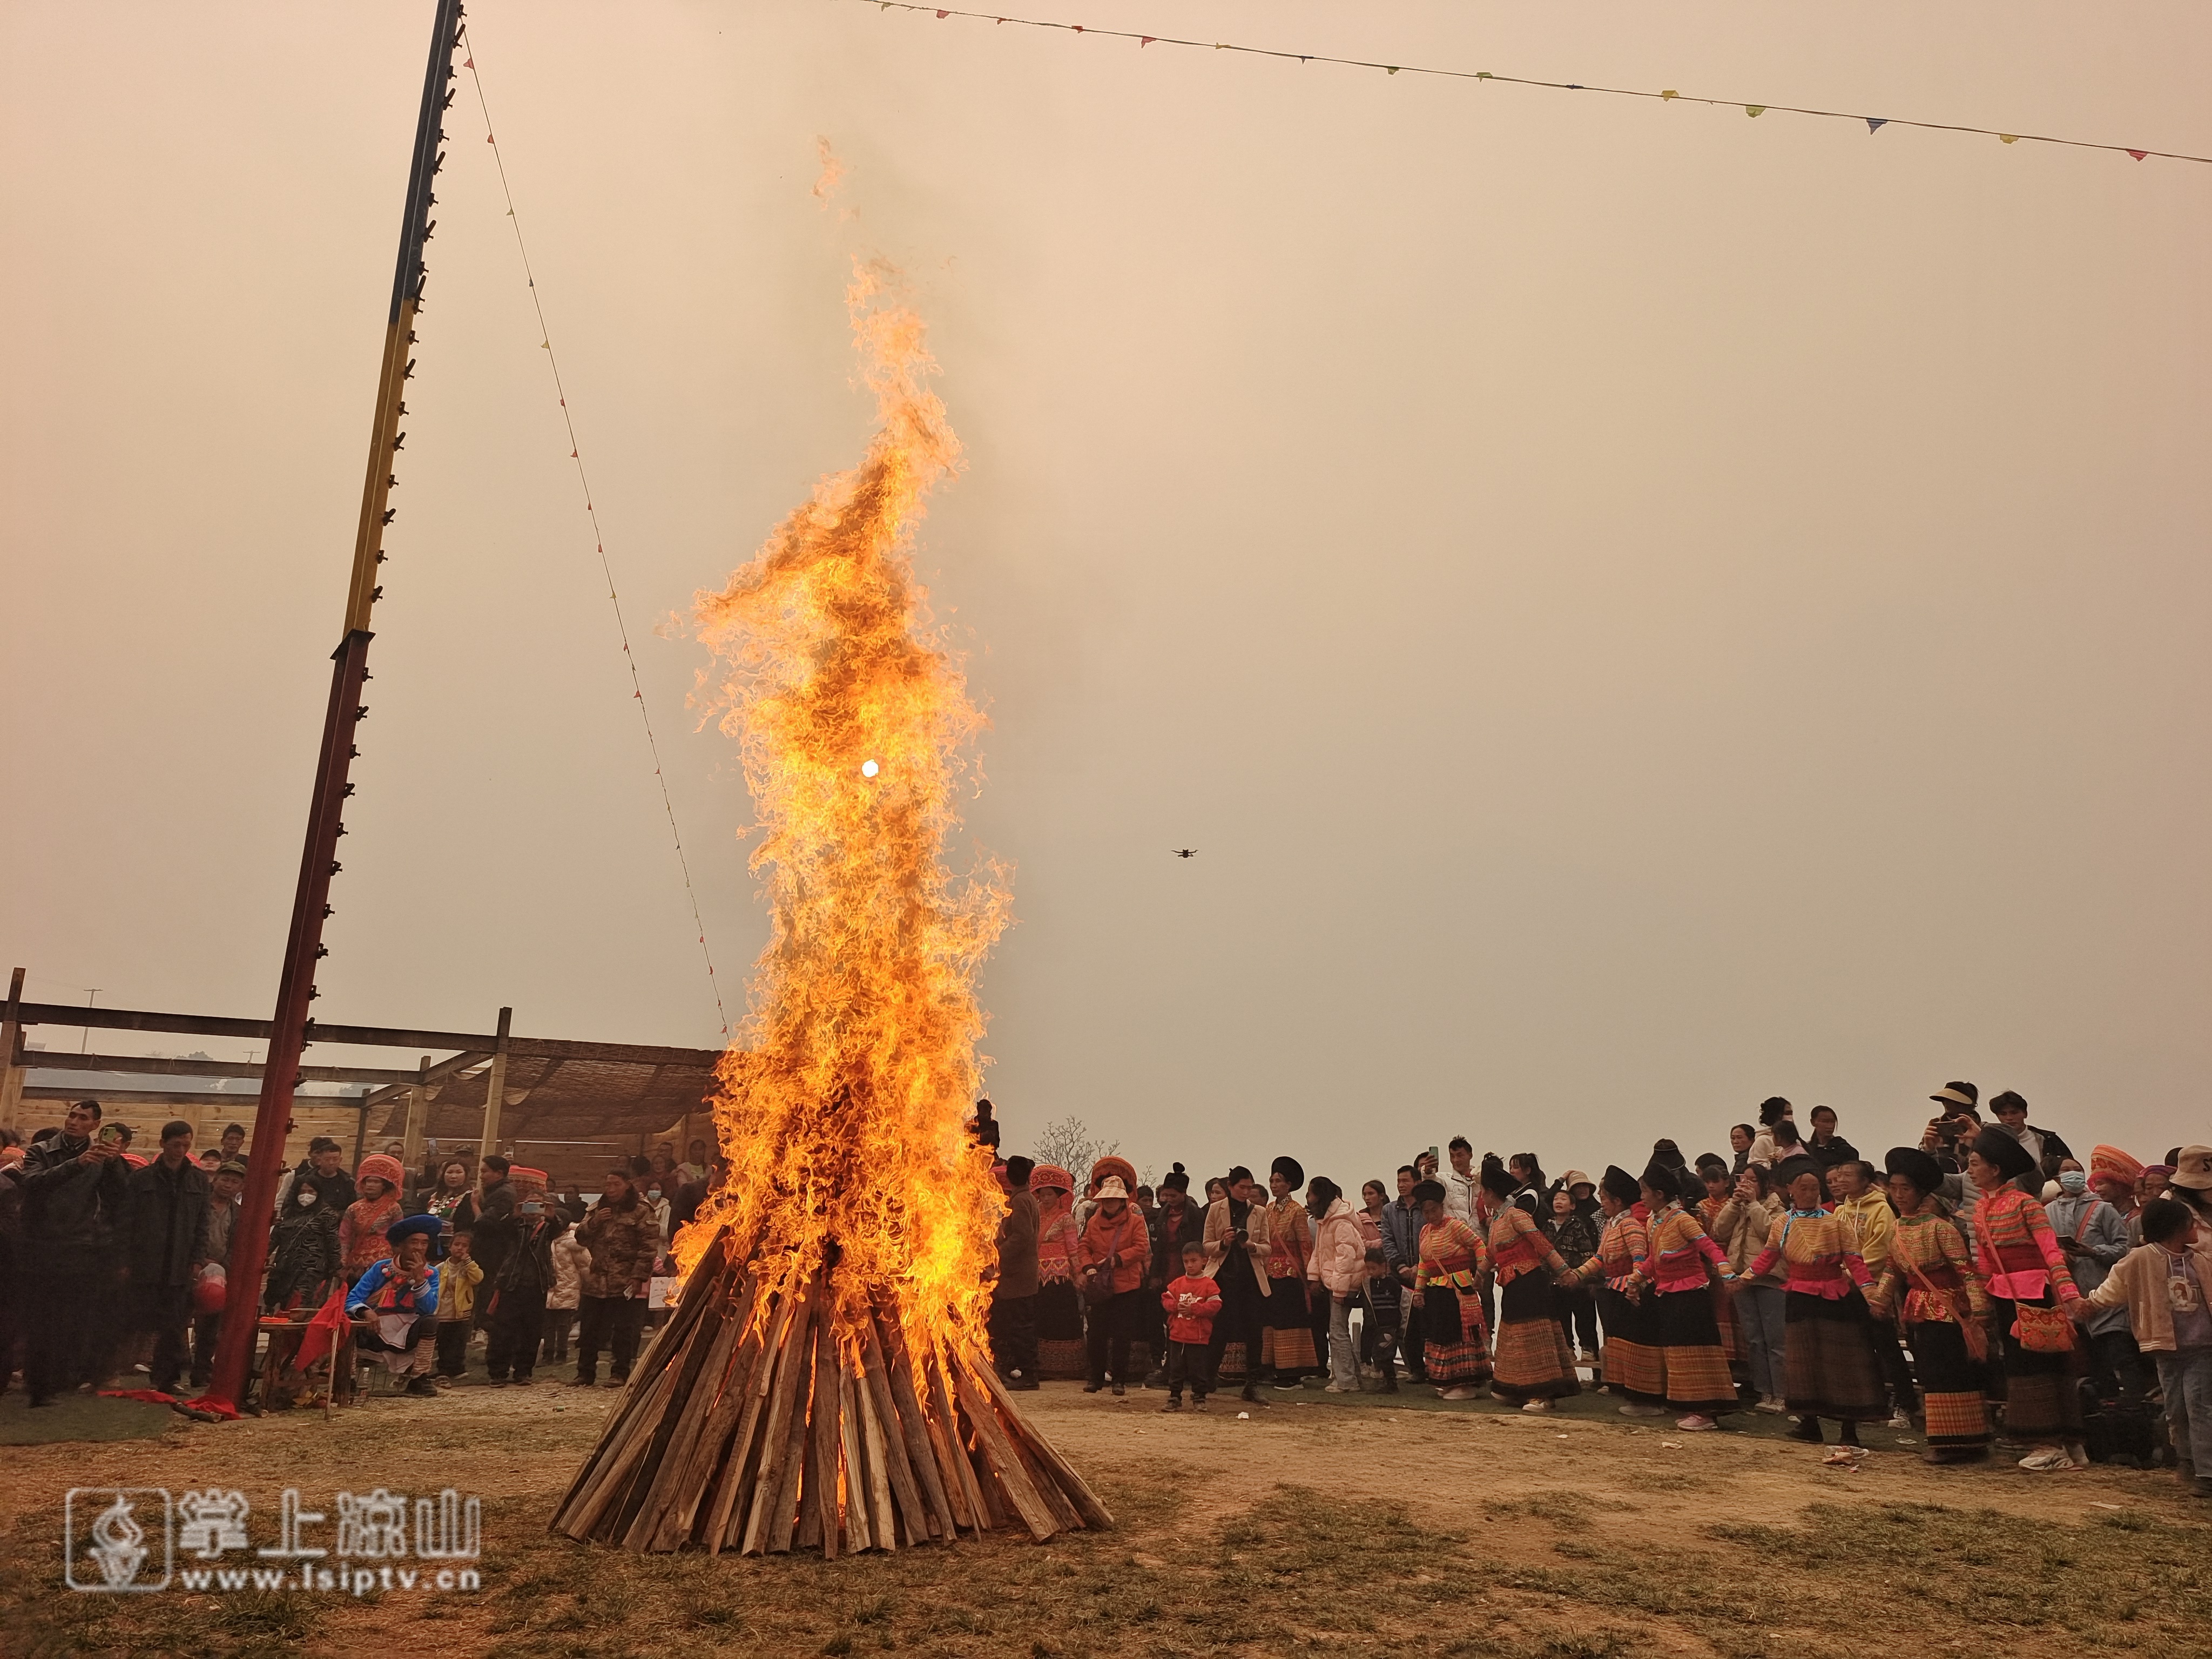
[855,2,2210,167]
[456,22,733,1041]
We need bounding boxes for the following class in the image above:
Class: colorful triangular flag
[1745,105,1766,118]
[462,57,473,69]
[1999,133,2019,144]
[2126,149,2147,160]
[1866,117,1887,133]
[1139,36,1155,45]
[485,132,495,144]
[1660,89,1678,100]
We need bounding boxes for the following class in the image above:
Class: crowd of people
[981,1086,2212,1497]
[0,1102,721,1406]
[5,1085,2207,1508]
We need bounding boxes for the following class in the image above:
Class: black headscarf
[1773,1154,1824,1200]
[1599,1166,1640,1206]
[1271,1155,1305,1190]
[1478,1156,1516,1201]
[1639,1159,1687,1204]
[1410,1179,1447,1208]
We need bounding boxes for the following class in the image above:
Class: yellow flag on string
[1999,133,2020,144]
[1745,104,1766,117]
[1661,89,1679,100]
[1387,66,1400,75]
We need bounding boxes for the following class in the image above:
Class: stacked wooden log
[550,1229,1112,1555]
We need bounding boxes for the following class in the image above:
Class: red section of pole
[202,631,372,1411]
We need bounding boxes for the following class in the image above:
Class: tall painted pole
[204,0,468,1412]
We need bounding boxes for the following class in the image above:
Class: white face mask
[297,1191,318,1208]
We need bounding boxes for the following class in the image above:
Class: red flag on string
[485,133,495,144]
[463,57,474,68]
[571,449,578,458]
[2127,149,2147,160]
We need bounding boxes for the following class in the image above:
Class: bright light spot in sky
[861,759,879,777]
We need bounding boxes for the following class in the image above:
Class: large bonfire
[551,264,1108,1556]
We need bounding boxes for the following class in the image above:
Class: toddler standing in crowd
[1161,1240,1222,1411]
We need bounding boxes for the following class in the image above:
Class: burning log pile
[550,1238,1110,1553]
[554,254,1106,1556]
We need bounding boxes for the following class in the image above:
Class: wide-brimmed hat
[1884,1146,1946,1196]
[1560,1169,1593,1192]
[2170,1146,2212,1192]
[1930,1082,1978,1109]
[1971,1127,2036,1183]
[1095,1175,1129,1201]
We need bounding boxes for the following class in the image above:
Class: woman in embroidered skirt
[1965,1127,2088,1471]
[1259,1156,1320,1387]
[1869,1146,1992,1464]
[1031,1164,1088,1380]
[1745,1155,1885,1452]
[1694,1155,1750,1387]
[1412,1178,1492,1399]
[1482,1161,1580,1411]
[339,1154,407,1281]
[1635,1163,1739,1431]
[1570,1166,1664,1416]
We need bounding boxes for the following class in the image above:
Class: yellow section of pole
[478,1007,512,1159]
[342,298,416,636]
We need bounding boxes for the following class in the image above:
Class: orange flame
[681,259,1009,1362]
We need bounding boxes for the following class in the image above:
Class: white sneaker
[1755,1395,1785,1413]
[1521,1399,1553,1413]
[1322,1382,1354,1394]
[2018,1447,2080,1471]
[1889,1410,1913,1430]
[1676,1414,1717,1432]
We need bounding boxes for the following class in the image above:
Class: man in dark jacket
[276,1137,355,1217]
[484,1168,567,1386]
[989,1156,1041,1388]
[14,1099,132,1405]
[468,1155,518,1328]
[125,1120,213,1395]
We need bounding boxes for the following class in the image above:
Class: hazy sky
[4,2,2207,1187]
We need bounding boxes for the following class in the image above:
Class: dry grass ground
[2,1376,2204,1659]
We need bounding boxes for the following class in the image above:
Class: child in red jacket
[1161,1240,1223,1411]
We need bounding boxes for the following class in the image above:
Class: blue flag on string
[1866,117,1889,133]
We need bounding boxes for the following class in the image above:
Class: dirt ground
[3,1374,2205,1658]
